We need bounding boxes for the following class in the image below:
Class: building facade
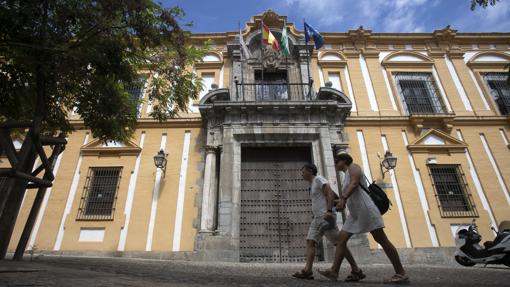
[3,11,510,262]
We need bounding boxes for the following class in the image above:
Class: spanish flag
[262,23,280,51]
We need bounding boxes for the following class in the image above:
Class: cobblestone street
[0,256,509,286]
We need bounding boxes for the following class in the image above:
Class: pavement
[0,255,509,286]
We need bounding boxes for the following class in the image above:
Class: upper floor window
[483,72,510,115]
[126,78,146,117]
[77,167,122,220]
[394,72,447,115]
[428,164,478,218]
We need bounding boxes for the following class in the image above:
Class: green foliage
[0,0,206,142]
[470,0,499,10]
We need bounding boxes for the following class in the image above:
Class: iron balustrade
[429,165,478,218]
[234,81,313,101]
[77,167,122,221]
[395,73,448,115]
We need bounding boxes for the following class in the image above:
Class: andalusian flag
[262,23,280,51]
[280,20,290,56]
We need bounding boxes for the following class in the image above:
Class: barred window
[394,72,447,115]
[483,73,510,115]
[429,165,478,218]
[126,78,146,117]
[77,167,122,220]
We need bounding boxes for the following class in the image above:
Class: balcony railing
[401,89,448,115]
[234,81,313,102]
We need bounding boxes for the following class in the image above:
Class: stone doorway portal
[239,146,322,262]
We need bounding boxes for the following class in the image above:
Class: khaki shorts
[306,216,340,244]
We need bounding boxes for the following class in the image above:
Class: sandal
[317,268,338,282]
[383,274,410,284]
[292,270,314,280]
[345,269,366,282]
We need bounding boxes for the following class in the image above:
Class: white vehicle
[454,220,510,267]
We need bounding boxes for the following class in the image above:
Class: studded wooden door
[240,147,315,262]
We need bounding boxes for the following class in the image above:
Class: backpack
[358,174,392,215]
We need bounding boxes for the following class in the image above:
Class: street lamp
[379,150,397,179]
[154,149,168,176]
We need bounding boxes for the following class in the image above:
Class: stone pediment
[407,129,466,153]
[80,139,141,156]
[382,51,434,68]
[467,52,510,69]
[242,10,301,38]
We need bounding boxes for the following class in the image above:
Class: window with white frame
[200,73,215,99]
[328,72,342,91]
[394,72,447,115]
[482,72,510,115]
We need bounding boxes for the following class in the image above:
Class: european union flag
[304,22,324,50]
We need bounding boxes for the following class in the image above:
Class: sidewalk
[1,255,509,286]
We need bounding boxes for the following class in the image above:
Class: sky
[163,0,510,33]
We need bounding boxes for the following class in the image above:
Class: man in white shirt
[292,163,365,281]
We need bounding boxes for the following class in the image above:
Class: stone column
[200,145,218,233]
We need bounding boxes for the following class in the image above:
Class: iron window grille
[126,78,146,117]
[394,72,448,115]
[77,167,122,220]
[482,73,510,115]
[428,164,478,218]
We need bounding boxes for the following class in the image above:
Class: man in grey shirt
[292,163,365,281]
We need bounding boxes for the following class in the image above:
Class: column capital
[205,145,219,154]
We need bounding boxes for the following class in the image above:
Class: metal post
[239,21,246,102]
[261,20,265,101]
[304,20,312,100]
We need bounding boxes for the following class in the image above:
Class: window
[394,72,446,115]
[77,167,122,220]
[483,73,510,115]
[255,70,288,101]
[328,72,342,91]
[126,78,146,117]
[200,73,215,98]
[429,165,478,217]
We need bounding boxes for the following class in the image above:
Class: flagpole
[284,21,290,100]
[260,20,265,101]
[239,21,245,101]
[304,19,312,100]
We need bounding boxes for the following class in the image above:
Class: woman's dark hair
[334,153,353,165]
[302,163,318,176]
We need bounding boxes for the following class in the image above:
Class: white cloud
[453,1,510,32]
[280,0,508,32]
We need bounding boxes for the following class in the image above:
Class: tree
[0,0,205,260]
[470,0,499,10]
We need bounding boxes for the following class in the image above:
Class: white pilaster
[54,133,89,250]
[172,131,192,251]
[145,133,167,251]
[118,132,146,251]
[402,131,439,247]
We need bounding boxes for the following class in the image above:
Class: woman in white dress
[318,153,409,283]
